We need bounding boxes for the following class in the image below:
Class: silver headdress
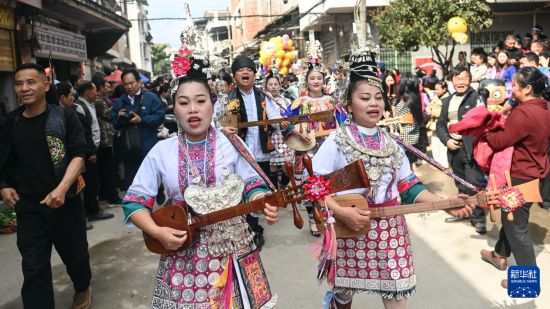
[334,1,382,108]
[305,30,324,73]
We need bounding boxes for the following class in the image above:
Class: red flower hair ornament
[171,48,192,76]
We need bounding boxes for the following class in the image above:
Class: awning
[84,29,127,59]
[105,69,121,83]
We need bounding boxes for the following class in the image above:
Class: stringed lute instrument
[315,178,541,238]
[144,158,370,254]
[236,109,334,129]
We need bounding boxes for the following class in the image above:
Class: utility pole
[227,6,233,66]
[359,0,367,40]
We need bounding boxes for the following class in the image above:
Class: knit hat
[231,55,256,74]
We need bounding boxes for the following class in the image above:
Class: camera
[119,111,135,121]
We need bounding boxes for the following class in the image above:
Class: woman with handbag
[311,46,475,309]
[122,55,279,308]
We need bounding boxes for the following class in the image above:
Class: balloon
[259,55,265,64]
[282,58,290,67]
[275,57,282,66]
[280,67,289,75]
[282,34,290,40]
[269,37,277,44]
[286,51,296,60]
[275,43,283,52]
[276,50,286,59]
[274,36,283,44]
[448,17,467,34]
[452,32,469,44]
[287,39,293,47]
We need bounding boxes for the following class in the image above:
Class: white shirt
[128,89,142,106]
[240,88,282,162]
[77,97,100,147]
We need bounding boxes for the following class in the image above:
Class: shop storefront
[0,2,17,116]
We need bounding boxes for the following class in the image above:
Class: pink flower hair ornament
[171,48,193,76]
[303,175,331,202]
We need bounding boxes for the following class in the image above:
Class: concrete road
[0,164,549,308]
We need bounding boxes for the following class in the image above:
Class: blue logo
[507,266,540,298]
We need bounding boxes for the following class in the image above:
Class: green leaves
[375,0,492,50]
[373,0,493,74]
[151,44,172,76]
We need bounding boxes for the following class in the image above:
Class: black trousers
[495,178,537,265]
[83,159,100,216]
[245,161,272,236]
[97,147,120,202]
[122,154,144,191]
[448,144,486,223]
[540,154,550,204]
[15,197,91,309]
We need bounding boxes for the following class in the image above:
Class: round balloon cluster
[447,17,468,44]
[259,34,298,75]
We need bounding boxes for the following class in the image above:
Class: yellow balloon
[274,36,283,44]
[275,57,282,66]
[275,43,283,52]
[259,56,265,64]
[287,39,293,47]
[452,32,469,44]
[448,17,467,34]
[282,58,290,67]
[280,67,289,75]
[286,51,296,60]
[276,50,286,59]
[269,37,277,44]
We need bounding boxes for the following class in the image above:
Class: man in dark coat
[436,65,487,234]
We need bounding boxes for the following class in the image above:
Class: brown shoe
[480,249,508,271]
[72,287,92,309]
[501,279,508,289]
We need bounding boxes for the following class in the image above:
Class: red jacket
[485,98,550,180]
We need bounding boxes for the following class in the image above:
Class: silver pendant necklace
[183,133,208,186]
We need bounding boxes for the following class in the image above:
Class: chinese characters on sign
[507,265,540,298]
[34,22,87,62]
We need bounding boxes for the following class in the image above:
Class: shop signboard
[34,22,87,62]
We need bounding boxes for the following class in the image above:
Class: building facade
[127,0,153,76]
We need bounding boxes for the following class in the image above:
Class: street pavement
[0,164,549,308]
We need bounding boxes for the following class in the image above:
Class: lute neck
[369,195,486,218]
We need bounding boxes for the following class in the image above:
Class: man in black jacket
[436,66,487,234]
[0,64,92,308]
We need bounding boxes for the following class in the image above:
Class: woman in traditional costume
[288,37,336,237]
[263,68,295,188]
[122,54,278,308]
[311,45,474,309]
